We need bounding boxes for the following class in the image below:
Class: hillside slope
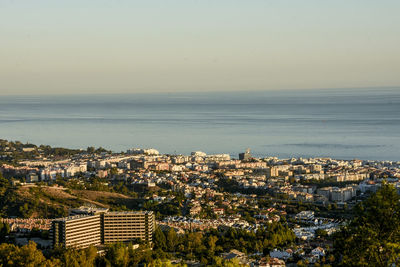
[1,185,140,218]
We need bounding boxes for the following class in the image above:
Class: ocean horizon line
[1,85,399,97]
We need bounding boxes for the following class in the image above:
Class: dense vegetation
[0,171,185,219]
[216,177,268,196]
[152,222,295,265]
[0,139,111,166]
[0,169,139,218]
[0,221,294,266]
[0,140,83,164]
[0,171,77,218]
[334,183,400,266]
[0,240,244,267]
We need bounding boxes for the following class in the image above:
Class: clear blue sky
[1,0,399,95]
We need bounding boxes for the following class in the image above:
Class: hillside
[0,185,140,218]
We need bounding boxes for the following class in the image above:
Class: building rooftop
[53,210,154,222]
[105,211,154,215]
[53,214,98,222]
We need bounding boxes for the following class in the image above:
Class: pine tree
[334,183,400,266]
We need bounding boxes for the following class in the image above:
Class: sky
[0,0,399,95]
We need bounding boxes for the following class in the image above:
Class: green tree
[104,243,130,267]
[148,259,187,267]
[86,147,95,154]
[0,220,10,242]
[207,235,218,256]
[185,232,204,259]
[166,228,178,252]
[0,241,60,267]
[217,257,246,267]
[0,172,9,195]
[315,229,328,238]
[153,227,167,251]
[334,183,400,266]
[61,246,97,267]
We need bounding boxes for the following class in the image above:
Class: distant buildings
[316,186,357,202]
[239,148,252,161]
[191,151,207,157]
[295,211,315,221]
[127,148,160,155]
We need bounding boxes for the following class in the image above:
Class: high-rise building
[51,214,102,249]
[51,211,155,249]
[103,211,155,244]
[265,167,279,178]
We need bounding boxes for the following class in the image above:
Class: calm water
[0,88,399,161]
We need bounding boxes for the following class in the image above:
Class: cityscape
[0,139,399,266]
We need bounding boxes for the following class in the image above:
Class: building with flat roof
[239,148,252,161]
[103,211,155,244]
[51,214,102,249]
[317,186,356,202]
[51,211,155,249]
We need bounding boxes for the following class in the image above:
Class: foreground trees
[152,222,295,265]
[0,242,101,267]
[334,183,400,266]
[0,218,295,266]
[0,242,60,267]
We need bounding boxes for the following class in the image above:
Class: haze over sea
[0,87,399,161]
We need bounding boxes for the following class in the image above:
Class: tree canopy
[334,183,400,266]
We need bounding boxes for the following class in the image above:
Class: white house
[269,249,293,260]
[311,247,325,258]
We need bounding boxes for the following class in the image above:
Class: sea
[0,87,399,161]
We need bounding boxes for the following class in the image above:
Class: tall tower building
[51,214,102,249]
[103,211,155,244]
[239,148,252,161]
